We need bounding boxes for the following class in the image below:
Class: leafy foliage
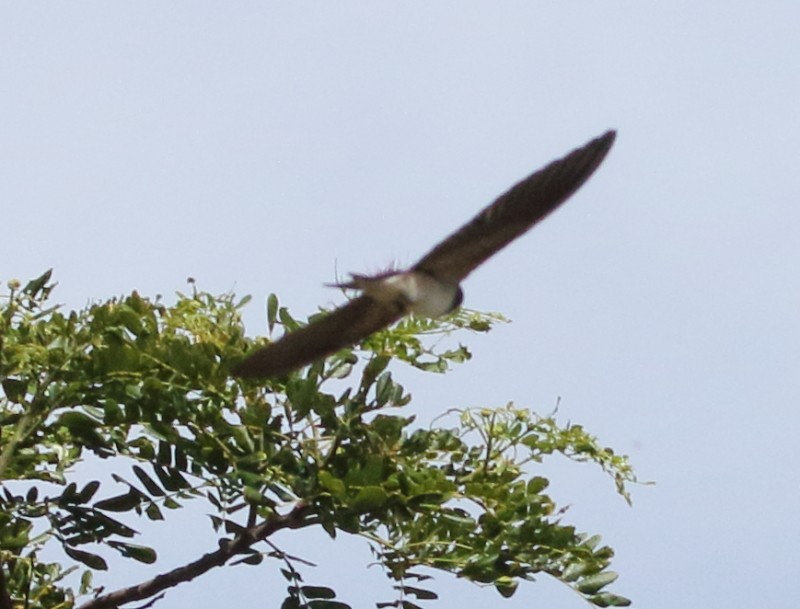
[0,271,638,609]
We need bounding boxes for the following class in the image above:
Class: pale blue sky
[3,3,800,608]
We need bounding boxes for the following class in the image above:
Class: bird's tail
[325,269,401,291]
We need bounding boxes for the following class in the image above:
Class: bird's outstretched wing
[232,296,405,379]
[413,130,616,284]
[233,130,616,379]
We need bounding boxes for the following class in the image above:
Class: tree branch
[76,503,312,609]
[0,559,13,609]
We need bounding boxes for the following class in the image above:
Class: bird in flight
[233,130,616,379]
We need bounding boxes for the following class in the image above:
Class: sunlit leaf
[352,487,388,511]
[108,541,157,564]
[577,571,619,595]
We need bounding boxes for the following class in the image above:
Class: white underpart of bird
[336,271,463,318]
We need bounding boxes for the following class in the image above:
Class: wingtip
[592,128,616,144]
[598,129,617,147]
[581,129,617,167]
[230,360,260,379]
[231,357,288,380]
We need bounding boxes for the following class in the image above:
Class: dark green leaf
[2,378,28,402]
[94,490,141,512]
[301,586,336,599]
[133,465,165,496]
[63,546,108,571]
[157,441,172,466]
[145,502,164,521]
[231,552,263,566]
[58,483,79,506]
[25,486,39,503]
[163,496,181,509]
[153,465,190,492]
[308,601,351,609]
[22,269,53,297]
[395,585,437,600]
[77,481,101,503]
[175,446,188,471]
[281,596,301,609]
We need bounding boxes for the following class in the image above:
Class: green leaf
[175,446,188,471]
[374,372,395,406]
[153,465,190,492]
[301,586,336,599]
[526,476,549,494]
[163,496,181,509]
[0,518,32,550]
[157,441,172,466]
[22,268,53,297]
[25,486,39,503]
[58,483,79,505]
[231,552,263,566]
[77,481,101,503]
[2,378,28,402]
[281,597,301,609]
[56,411,100,435]
[308,601,351,609]
[278,307,299,330]
[243,486,270,506]
[396,585,437,600]
[589,592,632,607]
[360,355,391,388]
[63,546,108,571]
[108,541,157,564]
[80,569,94,594]
[133,466,165,497]
[145,502,164,521]
[267,293,279,333]
[563,561,591,582]
[352,486,388,511]
[94,490,141,512]
[495,577,518,598]
[576,571,619,595]
[318,471,345,497]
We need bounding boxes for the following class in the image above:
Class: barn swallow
[233,130,616,379]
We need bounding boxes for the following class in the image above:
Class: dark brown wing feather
[232,296,405,379]
[413,130,616,283]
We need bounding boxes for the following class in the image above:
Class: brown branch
[76,503,312,609]
[0,558,13,609]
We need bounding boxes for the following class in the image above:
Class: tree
[0,270,637,609]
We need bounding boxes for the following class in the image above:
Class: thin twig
[127,592,165,609]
